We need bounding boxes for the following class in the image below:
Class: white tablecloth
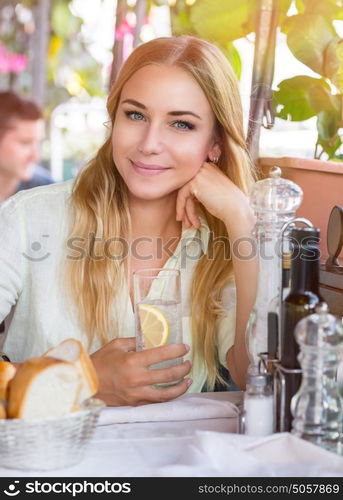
[1,392,342,477]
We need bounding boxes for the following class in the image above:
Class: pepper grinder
[246,166,303,368]
[291,302,343,454]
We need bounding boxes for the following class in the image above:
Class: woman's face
[112,64,220,201]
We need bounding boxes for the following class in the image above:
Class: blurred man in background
[0,91,54,203]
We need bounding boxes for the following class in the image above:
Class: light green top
[0,180,236,392]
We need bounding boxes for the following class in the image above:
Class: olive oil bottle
[280,227,323,432]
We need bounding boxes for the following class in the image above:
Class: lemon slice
[138,304,170,349]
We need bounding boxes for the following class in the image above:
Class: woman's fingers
[176,184,200,228]
[176,184,191,222]
[151,361,192,385]
[134,377,193,405]
[126,344,191,390]
[185,197,200,229]
[183,212,192,228]
[140,342,190,366]
[105,337,137,352]
[140,359,192,386]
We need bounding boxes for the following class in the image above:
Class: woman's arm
[223,204,257,389]
[0,199,24,325]
[176,161,258,389]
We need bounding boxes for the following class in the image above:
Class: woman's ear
[208,143,222,164]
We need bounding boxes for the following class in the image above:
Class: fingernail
[184,344,190,352]
[185,378,193,387]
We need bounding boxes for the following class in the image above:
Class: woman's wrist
[223,203,255,239]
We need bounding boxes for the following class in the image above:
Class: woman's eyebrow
[121,99,146,109]
[168,110,202,120]
[121,99,202,120]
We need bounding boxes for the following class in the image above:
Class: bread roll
[44,338,99,404]
[7,356,81,420]
[0,399,6,419]
[0,361,16,400]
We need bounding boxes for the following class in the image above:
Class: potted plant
[170,0,343,260]
[258,0,343,259]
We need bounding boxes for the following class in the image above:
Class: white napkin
[156,431,343,477]
[98,394,239,426]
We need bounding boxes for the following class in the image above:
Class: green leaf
[283,14,337,76]
[190,0,253,44]
[301,0,343,19]
[307,78,340,112]
[219,42,242,80]
[317,110,340,140]
[278,0,294,21]
[51,2,82,38]
[327,39,343,92]
[171,8,195,37]
[316,130,342,159]
[295,0,305,14]
[273,75,325,121]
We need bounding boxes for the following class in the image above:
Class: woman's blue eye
[173,120,195,130]
[125,110,145,121]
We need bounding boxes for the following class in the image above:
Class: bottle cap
[290,226,320,242]
[289,227,320,259]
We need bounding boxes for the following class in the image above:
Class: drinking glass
[133,268,183,376]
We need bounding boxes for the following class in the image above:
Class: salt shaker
[291,302,343,454]
[244,370,274,436]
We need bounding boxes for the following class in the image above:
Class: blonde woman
[0,36,257,406]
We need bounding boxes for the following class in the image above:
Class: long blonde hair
[66,36,256,389]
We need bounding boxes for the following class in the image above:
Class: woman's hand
[176,161,256,390]
[91,338,192,406]
[176,161,251,230]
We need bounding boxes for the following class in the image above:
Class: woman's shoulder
[0,179,75,215]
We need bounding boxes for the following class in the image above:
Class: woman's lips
[131,160,170,176]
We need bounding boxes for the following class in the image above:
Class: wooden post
[108,0,127,90]
[246,0,279,161]
[30,0,51,107]
[133,0,147,48]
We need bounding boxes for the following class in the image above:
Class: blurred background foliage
[169,0,343,160]
[0,0,106,116]
[0,0,342,163]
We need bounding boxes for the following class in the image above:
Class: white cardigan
[0,181,236,392]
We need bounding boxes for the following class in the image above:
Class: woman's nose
[137,123,164,155]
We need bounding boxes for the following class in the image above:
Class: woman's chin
[127,186,178,202]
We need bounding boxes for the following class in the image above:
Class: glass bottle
[244,370,274,436]
[246,166,303,367]
[267,217,313,361]
[267,249,292,359]
[280,226,324,432]
[292,303,343,454]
